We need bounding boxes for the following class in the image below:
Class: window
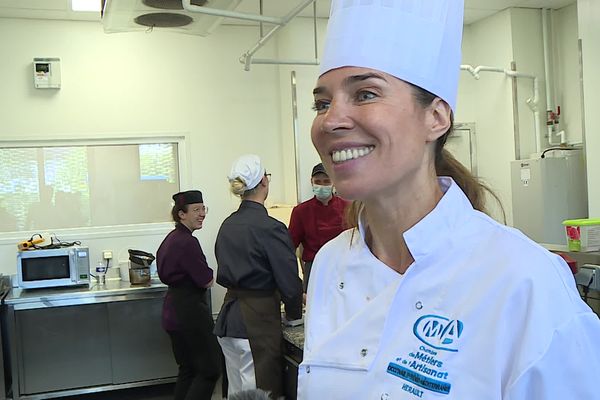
[0,139,182,233]
[139,143,177,182]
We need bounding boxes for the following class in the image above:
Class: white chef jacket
[298,177,600,400]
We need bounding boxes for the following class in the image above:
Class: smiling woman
[298,0,600,399]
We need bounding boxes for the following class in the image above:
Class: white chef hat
[228,154,265,191]
[320,0,464,111]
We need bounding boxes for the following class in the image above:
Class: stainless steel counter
[1,279,176,400]
[3,279,167,310]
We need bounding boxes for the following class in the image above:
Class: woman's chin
[334,186,366,202]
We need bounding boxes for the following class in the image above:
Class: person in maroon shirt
[157,190,221,400]
[288,163,349,292]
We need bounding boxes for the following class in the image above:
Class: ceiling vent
[102,0,242,36]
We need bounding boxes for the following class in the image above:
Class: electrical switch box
[33,58,61,89]
[576,264,600,291]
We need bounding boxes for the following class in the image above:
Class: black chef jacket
[157,223,213,331]
[214,200,303,338]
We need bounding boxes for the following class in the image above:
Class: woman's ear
[424,98,452,142]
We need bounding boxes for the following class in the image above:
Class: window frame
[0,133,189,244]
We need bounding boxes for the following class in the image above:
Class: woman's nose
[320,99,354,134]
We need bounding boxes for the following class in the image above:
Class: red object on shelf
[556,252,578,275]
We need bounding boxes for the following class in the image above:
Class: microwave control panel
[74,248,90,283]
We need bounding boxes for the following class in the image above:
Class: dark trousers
[302,261,313,292]
[169,330,221,400]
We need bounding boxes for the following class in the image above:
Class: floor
[60,381,224,400]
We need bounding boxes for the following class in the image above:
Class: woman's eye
[356,91,377,102]
[312,100,330,113]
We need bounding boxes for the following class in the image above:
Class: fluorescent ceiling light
[71,0,101,12]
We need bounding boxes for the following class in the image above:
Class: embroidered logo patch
[413,314,463,352]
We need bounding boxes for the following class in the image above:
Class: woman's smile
[331,145,375,163]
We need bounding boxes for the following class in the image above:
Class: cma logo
[413,315,464,352]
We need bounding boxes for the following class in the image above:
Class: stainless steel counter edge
[3,279,168,310]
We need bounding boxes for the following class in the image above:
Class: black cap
[311,163,328,177]
[172,190,203,206]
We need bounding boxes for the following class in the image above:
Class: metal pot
[129,268,151,285]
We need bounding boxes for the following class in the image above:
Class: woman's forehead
[315,66,407,91]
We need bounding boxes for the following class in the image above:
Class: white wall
[457,10,518,223]
[555,3,583,145]
[510,8,547,157]
[0,17,289,309]
[456,6,584,225]
[275,17,328,204]
[578,0,600,216]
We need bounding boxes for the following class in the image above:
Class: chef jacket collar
[175,222,193,234]
[239,199,267,213]
[358,177,473,264]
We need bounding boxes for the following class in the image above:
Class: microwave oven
[17,247,90,289]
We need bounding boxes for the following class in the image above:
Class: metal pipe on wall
[510,61,522,160]
[291,71,301,204]
[460,64,541,153]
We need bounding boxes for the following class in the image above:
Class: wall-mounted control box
[575,264,600,291]
[33,57,61,89]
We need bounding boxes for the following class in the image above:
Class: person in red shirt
[288,163,349,292]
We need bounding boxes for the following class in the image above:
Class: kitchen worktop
[3,278,305,345]
[283,324,304,350]
[3,279,167,309]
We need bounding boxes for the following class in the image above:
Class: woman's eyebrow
[344,72,388,86]
[313,72,387,96]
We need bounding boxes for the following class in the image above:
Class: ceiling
[0,0,576,25]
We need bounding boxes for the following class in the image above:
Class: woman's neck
[363,177,443,274]
[178,221,194,232]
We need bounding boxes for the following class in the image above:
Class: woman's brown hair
[345,83,504,228]
[171,204,189,223]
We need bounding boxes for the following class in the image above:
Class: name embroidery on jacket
[386,314,463,396]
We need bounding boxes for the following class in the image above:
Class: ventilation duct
[101,0,242,36]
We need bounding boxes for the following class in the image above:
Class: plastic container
[119,261,130,282]
[562,218,600,252]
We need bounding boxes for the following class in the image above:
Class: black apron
[225,289,283,398]
[169,286,221,368]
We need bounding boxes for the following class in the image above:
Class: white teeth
[331,146,374,163]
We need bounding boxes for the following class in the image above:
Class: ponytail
[434,147,505,222]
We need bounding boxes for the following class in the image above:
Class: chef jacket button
[415,301,423,310]
[306,366,310,373]
[381,394,389,400]
[360,348,368,357]
[339,282,344,289]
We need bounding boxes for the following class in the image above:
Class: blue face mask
[312,184,333,200]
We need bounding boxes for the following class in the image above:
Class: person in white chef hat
[213,154,303,398]
[298,1,600,399]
